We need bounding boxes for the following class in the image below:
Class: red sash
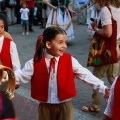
[112,76,120,120]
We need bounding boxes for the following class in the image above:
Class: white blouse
[15,53,107,104]
[104,77,117,118]
[0,35,21,70]
[99,6,120,39]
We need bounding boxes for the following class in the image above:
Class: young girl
[14,26,109,120]
[20,2,29,35]
[0,16,21,91]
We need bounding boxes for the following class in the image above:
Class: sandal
[81,106,100,112]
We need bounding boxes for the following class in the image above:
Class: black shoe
[29,28,34,32]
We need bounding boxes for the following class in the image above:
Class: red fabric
[49,57,56,73]
[2,118,17,120]
[0,37,12,69]
[87,6,117,67]
[31,53,76,102]
[20,0,34,8]
[106,7,117,64]
[112,76,120,120]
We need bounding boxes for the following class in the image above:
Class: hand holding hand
[103,88,110,99]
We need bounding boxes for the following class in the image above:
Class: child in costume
[43,0,76,41]
[14,26,109,120]
[0,15,21,91]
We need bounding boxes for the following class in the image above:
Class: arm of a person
[15,59,34,85]
[95,24,112,38]
[72,57,107,93]
[95,6,112,38]
[68,2,76,14]
[43,0,57,10]
[27,9,30,15]
[10,41,21,71]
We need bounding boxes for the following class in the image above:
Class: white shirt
[99,6,120,39]
[0,35,21,71]
[104,77,117,118]
[15,53,107,104]
[20,8,29,20]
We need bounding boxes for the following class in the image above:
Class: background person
[5,0,16,26]
[43,0,76,41]
[75,0,89,25]
[82,0,120,112]
[20,2,29,35]
[20,0,35,32]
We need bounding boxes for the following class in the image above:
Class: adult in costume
[43,0,76,41]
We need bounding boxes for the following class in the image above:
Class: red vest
[26,0,34,8]
[0,37,12,69]
[112,76,120,120]
[20,0,34,8]
[31,53,76,102]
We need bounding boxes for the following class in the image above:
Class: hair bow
[38,35,44,43]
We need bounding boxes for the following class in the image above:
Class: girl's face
[0,20,4,37]
[23,4,26,8]
[46,34,67,57]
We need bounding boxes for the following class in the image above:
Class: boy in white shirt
[20,2,29,35]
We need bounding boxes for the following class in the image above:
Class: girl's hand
[53,6,57,10]
[2,70,7,79]
[103,88,110,99]
[91,21,97,31]
[72,11,76,14]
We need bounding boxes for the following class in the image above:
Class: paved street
[9,17,111,120]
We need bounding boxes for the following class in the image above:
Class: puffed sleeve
[15,59,34,85]
[99,6,112,26]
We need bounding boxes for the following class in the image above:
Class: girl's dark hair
[0,14,5,27]
[34,26,67,62]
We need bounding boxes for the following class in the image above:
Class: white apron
[46,8,74,41]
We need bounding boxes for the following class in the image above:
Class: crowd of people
[0,0,120,119]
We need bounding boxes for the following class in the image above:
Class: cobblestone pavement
[9,17,113,120]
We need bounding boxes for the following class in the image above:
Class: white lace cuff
[101,18,112,26]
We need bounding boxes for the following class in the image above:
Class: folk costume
[104,76,120,120]
[15,52,107,120]
[45,0,74,41]
[0,35,21,91]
